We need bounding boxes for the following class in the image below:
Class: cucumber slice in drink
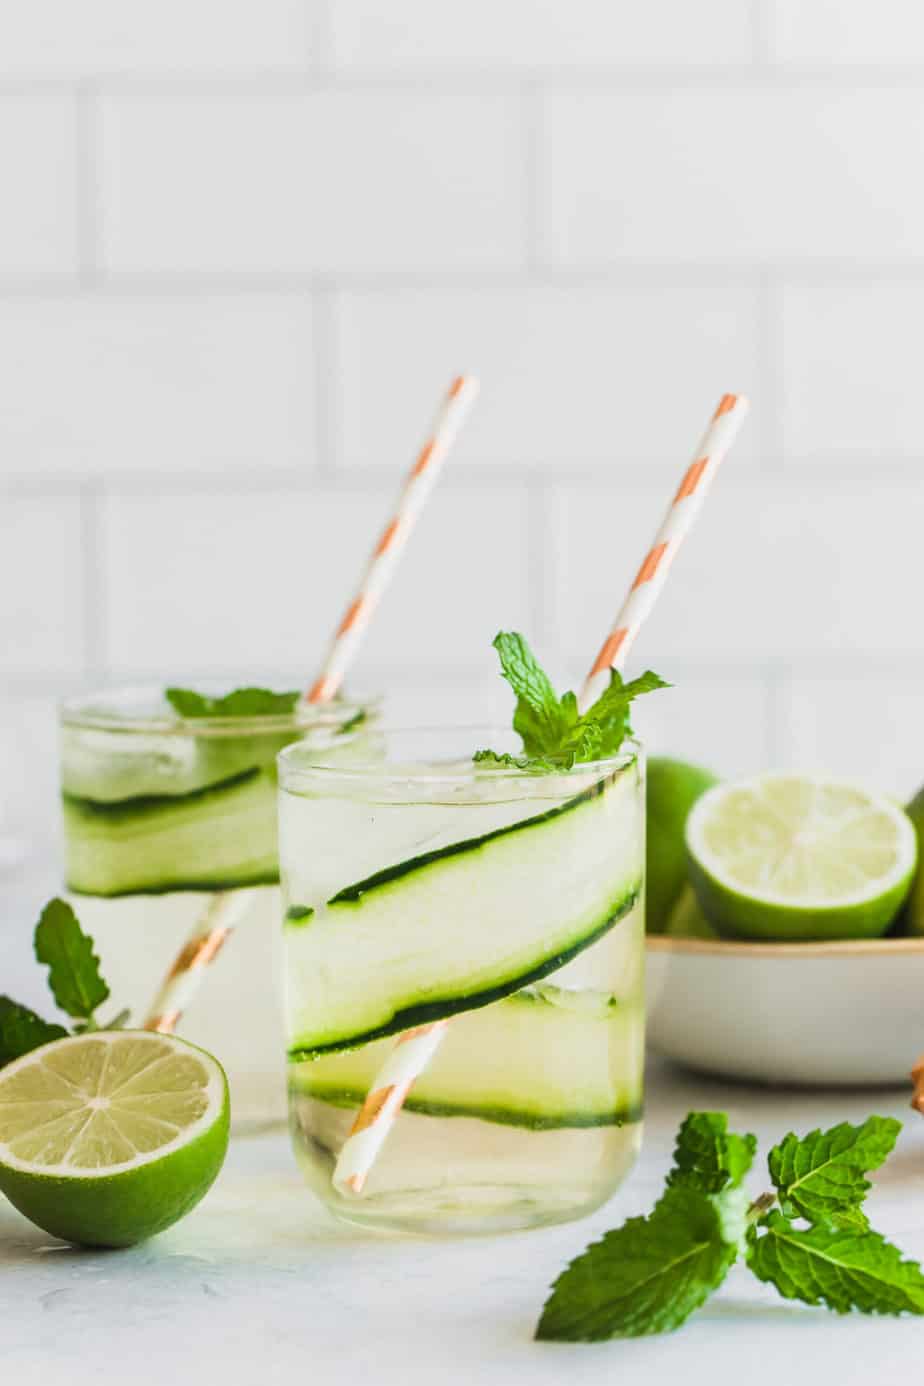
[63,769,279,896]
[61,728,291,804]
[290,987,643,1129]
[285,766,642,1057]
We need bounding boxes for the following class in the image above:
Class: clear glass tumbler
[278,725,645,1235]
[58,684,378,1129]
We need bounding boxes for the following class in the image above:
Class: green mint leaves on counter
[537,1185,744,1341]
[666,1111,758,1195]
[747,1212,924,1316]
[474,631,668,771]
[537,1111,924,1342]
[0,899,121,1068]
[165,686,301,719]
[538,1113,752,1341]
[767,1117,900,1232]
[34,898,110,1023]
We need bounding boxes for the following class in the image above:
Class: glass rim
[59,683,381,739]
[278,724,642,790]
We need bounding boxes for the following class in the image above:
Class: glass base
[326,1183,625,1238]
[291,1097,643,1237]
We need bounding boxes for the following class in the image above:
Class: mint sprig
[0,899,120,1068]
[475,632,668,771]
[537,1110,924,1341]
[538,1113,753,1341]
[165,686,301,719]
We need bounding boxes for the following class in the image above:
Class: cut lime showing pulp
[0,1031,229,1247]
[686,774,917,942]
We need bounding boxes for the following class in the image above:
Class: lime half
[686,773,917,942]
[0,1031,229,1247]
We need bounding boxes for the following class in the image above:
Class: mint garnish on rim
[474,631,668,771]
[165,687,301,718]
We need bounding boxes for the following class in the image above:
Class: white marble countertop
[3,1056,924,1386]
[4,862,924,1384]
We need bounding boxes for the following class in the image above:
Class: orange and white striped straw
[144,374,479,1038]
[332,391,750,1197]
[307,374,480,706]
[580,392,750,710]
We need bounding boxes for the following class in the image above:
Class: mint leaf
[491,632,575,756]
[768,1117,900,1231]
[166,686,301,718]
[0,996,67,1067]
[572,669,672,760]
[747,1211,924,1316]
[34,898,109,1021]
[667,1111,757,1196]
[537,1184,740,1341]
[479,633,667,771]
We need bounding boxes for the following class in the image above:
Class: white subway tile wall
[2,0,923,850]
[0,296,316,478]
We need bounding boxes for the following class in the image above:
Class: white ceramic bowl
[647,935,924,1087]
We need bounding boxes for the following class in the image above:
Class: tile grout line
[756,267,785,470]
[34,67,924,92]
[75,80,101,286]
[522,78,541,272]
[5,457,924,497]
[525,478,548,643]
[311,0,335,70]
[763,665,788,766]
[6,265,924,297]
[311,285,337,474]
[751,0,774,66]
[79,482,107,681]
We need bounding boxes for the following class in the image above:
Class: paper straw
[307,375,480,705]
[144,375,479,1038]
[332,391,750,1196]
[580,392,750,710]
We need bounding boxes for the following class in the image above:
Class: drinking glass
[59,684,378,1128]
[279,725,645,1234]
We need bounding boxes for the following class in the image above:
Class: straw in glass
[332,391,750,1196]
[144,374,480,1037]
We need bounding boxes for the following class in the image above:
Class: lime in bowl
[647,771,921,1086]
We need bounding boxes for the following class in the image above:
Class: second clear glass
[58,684,378,1129]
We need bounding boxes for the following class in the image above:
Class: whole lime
[900,785,924,934]
[646,757,718,933]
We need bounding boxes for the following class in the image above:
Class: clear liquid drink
[279,727,645,1235]
[58,686,376,1128]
